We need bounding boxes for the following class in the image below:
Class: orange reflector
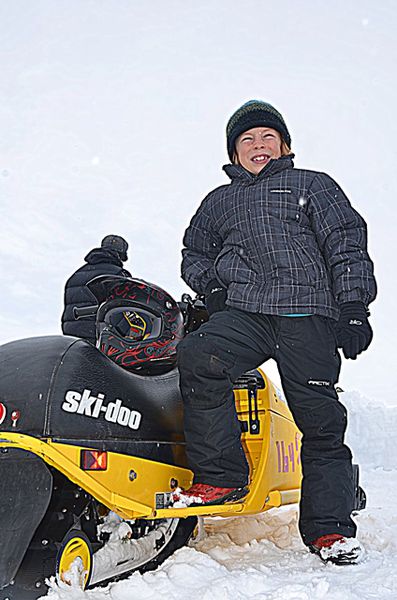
[81,449,108,471]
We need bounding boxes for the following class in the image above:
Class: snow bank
[344,391,397,470]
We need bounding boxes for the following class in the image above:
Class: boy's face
[235,127,282,175]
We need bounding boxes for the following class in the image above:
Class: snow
[170,487,204,507]
[38,392,397,600]
[1,1,396,598]
[89,514,179,585]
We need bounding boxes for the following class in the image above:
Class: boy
[176,100,376,564]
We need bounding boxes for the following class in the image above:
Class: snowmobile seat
[0,335,185,442]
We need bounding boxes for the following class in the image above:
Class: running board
[153,488,300,519]
[153,501,246,519]
[265,489,300,507]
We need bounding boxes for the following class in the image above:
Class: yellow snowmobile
[0,276,365,599]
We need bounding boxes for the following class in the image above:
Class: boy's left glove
[205,279,227,315]
[335,302,373,359]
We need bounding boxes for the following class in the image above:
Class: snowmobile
[0,275,365,599]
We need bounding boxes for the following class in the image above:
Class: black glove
[335,302,373,360]
[205,279,227,315]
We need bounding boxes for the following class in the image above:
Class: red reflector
[81,450,108,471]
[0,403,6,425]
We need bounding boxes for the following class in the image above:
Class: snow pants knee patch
[177,331,236,409]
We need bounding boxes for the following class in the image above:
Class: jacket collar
[85,247,123,267]
[223,154,295,183]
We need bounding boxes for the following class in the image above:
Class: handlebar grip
[73,305,98,319]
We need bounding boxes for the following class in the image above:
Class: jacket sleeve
[307,172,377,307]
[181,195,223,294]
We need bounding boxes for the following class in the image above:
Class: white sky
[1,0,396,402]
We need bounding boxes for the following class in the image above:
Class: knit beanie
[226,100,291,161]
[101,235,128,262]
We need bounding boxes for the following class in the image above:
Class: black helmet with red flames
[88,276,184,374]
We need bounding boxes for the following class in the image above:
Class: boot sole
[308,544,362,565]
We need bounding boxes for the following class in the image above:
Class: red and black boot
[171,483,248,507]
[308,533,364,565]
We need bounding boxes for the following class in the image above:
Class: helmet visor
[103,306,162,342]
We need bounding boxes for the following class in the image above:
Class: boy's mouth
[251,154,271,164]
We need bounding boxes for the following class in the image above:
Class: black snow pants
[177,308,357,544]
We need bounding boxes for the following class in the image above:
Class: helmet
[96,278,184,373]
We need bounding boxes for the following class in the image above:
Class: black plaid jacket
[181,155,376,320]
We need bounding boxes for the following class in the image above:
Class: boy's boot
[308,534,364,565]
[171,483,248,507]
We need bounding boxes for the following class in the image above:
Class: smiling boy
[176,100,376,564]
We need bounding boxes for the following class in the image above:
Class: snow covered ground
[42,392,397,600]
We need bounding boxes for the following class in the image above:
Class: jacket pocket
[214,246,259,286]
[293,238,324,285]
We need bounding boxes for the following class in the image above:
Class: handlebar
[73,294,205,323]
[73,305,98,319]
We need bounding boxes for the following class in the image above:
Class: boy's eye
[240,136,252,143]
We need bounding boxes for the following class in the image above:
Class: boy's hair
[281,140,293,156]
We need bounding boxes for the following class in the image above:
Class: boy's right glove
[205,279,227,315]
[335,301,373,360]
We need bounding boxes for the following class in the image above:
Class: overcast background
[1,0,396,402]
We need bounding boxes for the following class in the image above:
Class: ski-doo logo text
[62,389,142,430]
